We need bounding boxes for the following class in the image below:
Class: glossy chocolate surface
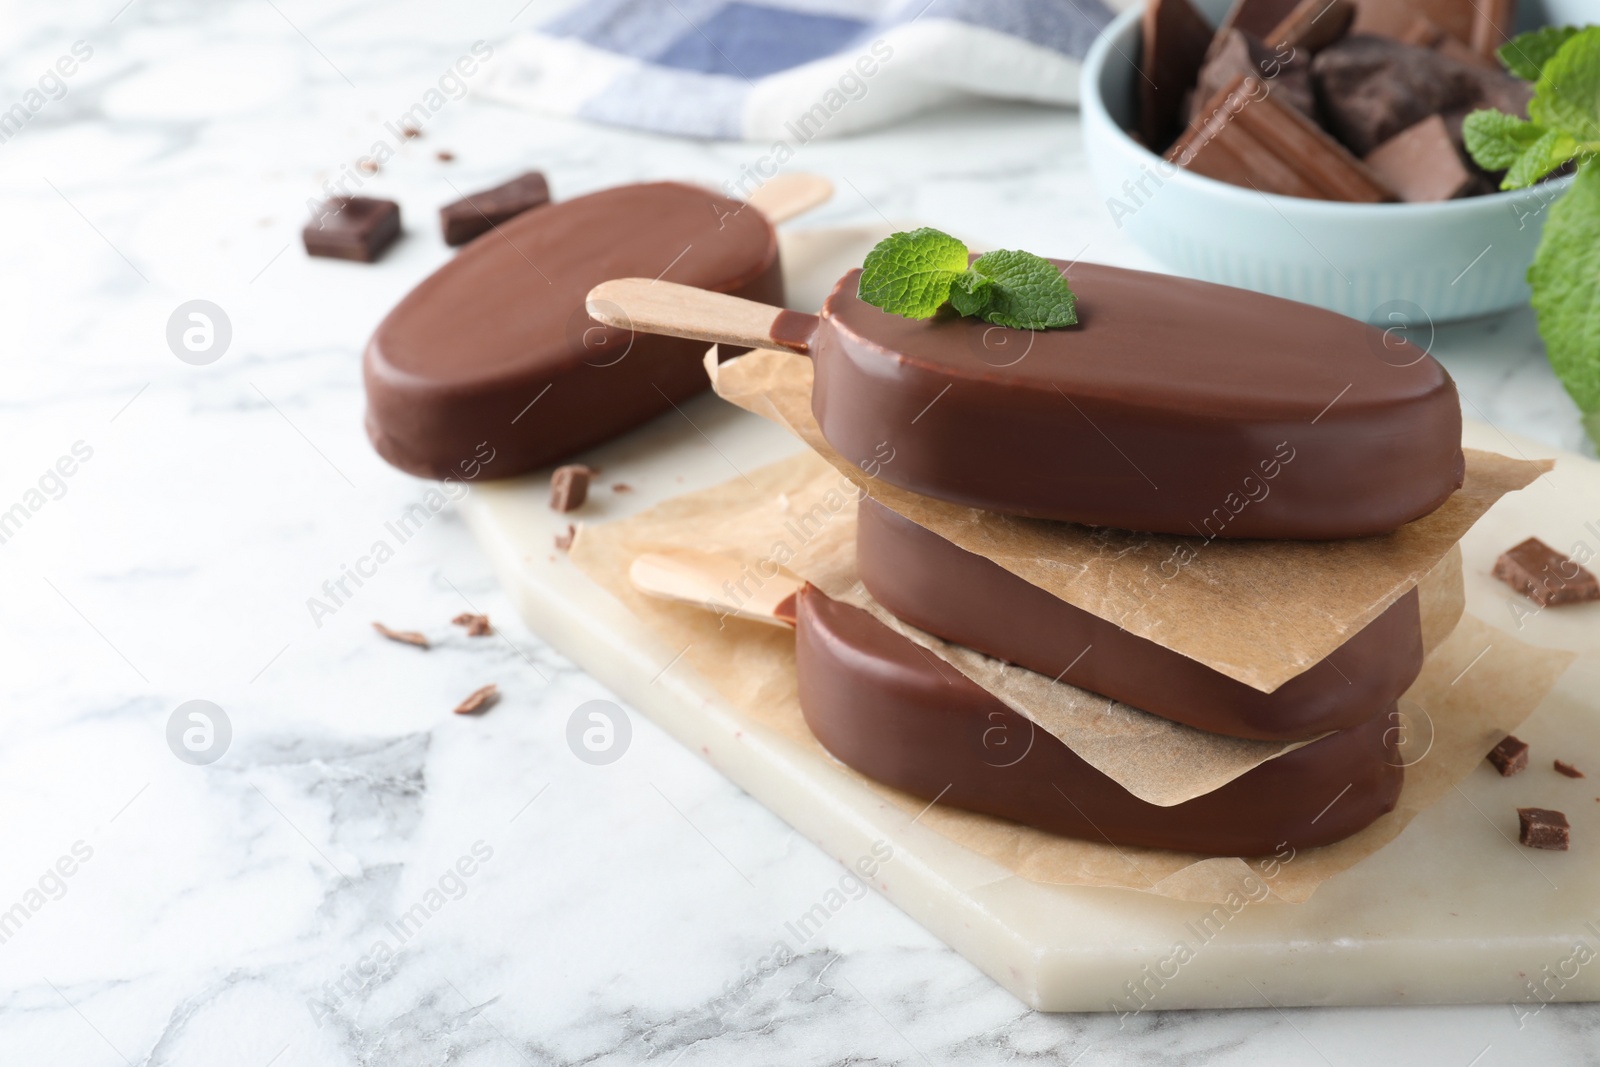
[806,261,1463,538]
[365,182,781,480]
[794,586,1402,855]
[856,494,1424,739]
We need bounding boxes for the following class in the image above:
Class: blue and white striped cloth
[481,0,1122,141]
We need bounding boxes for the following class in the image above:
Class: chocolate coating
[795,586,1403,855]
[365,182,782,480]
[808,261,1463,538]
[855,494,1424,740]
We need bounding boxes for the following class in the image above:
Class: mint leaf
[1463,109,1547,171]
[1528,162,1600,442]
[1529,26,1600,145]
[1499,26,1581,81]
[1502,127,1580,189]
[948,271,993,318]
[962,250,1078,329]
[857,227,970,319]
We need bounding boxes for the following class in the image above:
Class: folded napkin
[481,0,1122,141]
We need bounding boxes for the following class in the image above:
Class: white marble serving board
[460,228,1600,1013]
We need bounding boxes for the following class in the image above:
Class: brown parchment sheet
[569,454,1573,903]
[707,346,1549,694]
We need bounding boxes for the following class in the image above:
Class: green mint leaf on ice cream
[857,228,1078,330]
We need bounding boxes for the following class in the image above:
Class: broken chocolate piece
[1468,0,1515,59]
[440,171,551,246]
[1191,30,1316,124]
[1518,806,1569,851]
[1364,114,1476,201]
[1170,74,1394,201]
[373,621,429,648]
[453,683,499,715]
[452,612,492,636]
[549,464,591,513]
[1487,734,1529,776]
[1265,0,1356,52]
[1493,537,1600,607]
[1400,14,1499,69]
[1350,0,1475,48]
[1220,0,1305,38]
[303,197,401,263]
[1556,760,1586,779]
[795,585,1404,855]
[1312,34,1531,155]
[1140,0,1217,149]
[554,525,576,552]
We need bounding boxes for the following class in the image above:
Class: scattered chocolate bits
[611,483,633,494]
[453,683,499,715]
[440,171,551,246]
[435,150,455,162]
[1493,537,1600,608]
[1517,807,1569,851]
[401,124,421,139]
[1555,760,1586,779]
[554,524,576,552]
[303,197,401,263]
[549,464,592,513]
[1486,734,1529,777]
[357,158,380,175]
[452,612,492,637]
[373,621,429,648]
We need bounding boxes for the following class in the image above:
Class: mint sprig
[1465,25,1600,447]
[857,228,1077,329]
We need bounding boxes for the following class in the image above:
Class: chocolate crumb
[435,150,455,162]
[357,158,379,175]
[1493,537,1600,607]
[1487,735,1529,777]
[612,482,633,493]
[1517,807,1569,851]
[373,621,429,648]
[401,124,421,139]
[550,465,592,512]
[452,612,492,637]
[1555,760,1586,779]
[453,683,499,715]
[554,524,576,551]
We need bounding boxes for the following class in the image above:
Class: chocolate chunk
[1487,734,1529,776]
[1400,14,1499,69]
[1140,0,1217,149]
[1493,538,1600,607]
[549,464,591,512]
[1351,0,1513,59]
[1265,0,1356,52]
[554,524,576,552]
[441,171,551,246]
[1191,29,1316,124]
[1518,807,1569,851]
[1170,74,1394,201]
[303,197,401,263]
[1364,114,1476,201]
[1556,760,1586,779]
[1220,0,1305,38]
[452,612,492,636]
[373,621,429,648]
[453,683,499,715]
[1312,34,1531,155]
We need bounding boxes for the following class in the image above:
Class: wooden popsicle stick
[586,279,817,354]
[745,172,834,224]
[628,550,801,628]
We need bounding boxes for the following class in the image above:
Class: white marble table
[2,1,1595,1064]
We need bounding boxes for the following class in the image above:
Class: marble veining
[1,0,1596,1063]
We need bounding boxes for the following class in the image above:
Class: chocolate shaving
[1555,760,1586,779]
[452,612,492,637]
[373,621,429,648]
[1517,807,1569,851]
[1487,734,1529,776]
[453,683,499,715]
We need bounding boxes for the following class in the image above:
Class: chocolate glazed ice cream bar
[625,554,1401,855]
[363,175,831,481]
[586,260,1464,539]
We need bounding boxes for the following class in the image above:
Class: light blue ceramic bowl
[1080,0,1580,322]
